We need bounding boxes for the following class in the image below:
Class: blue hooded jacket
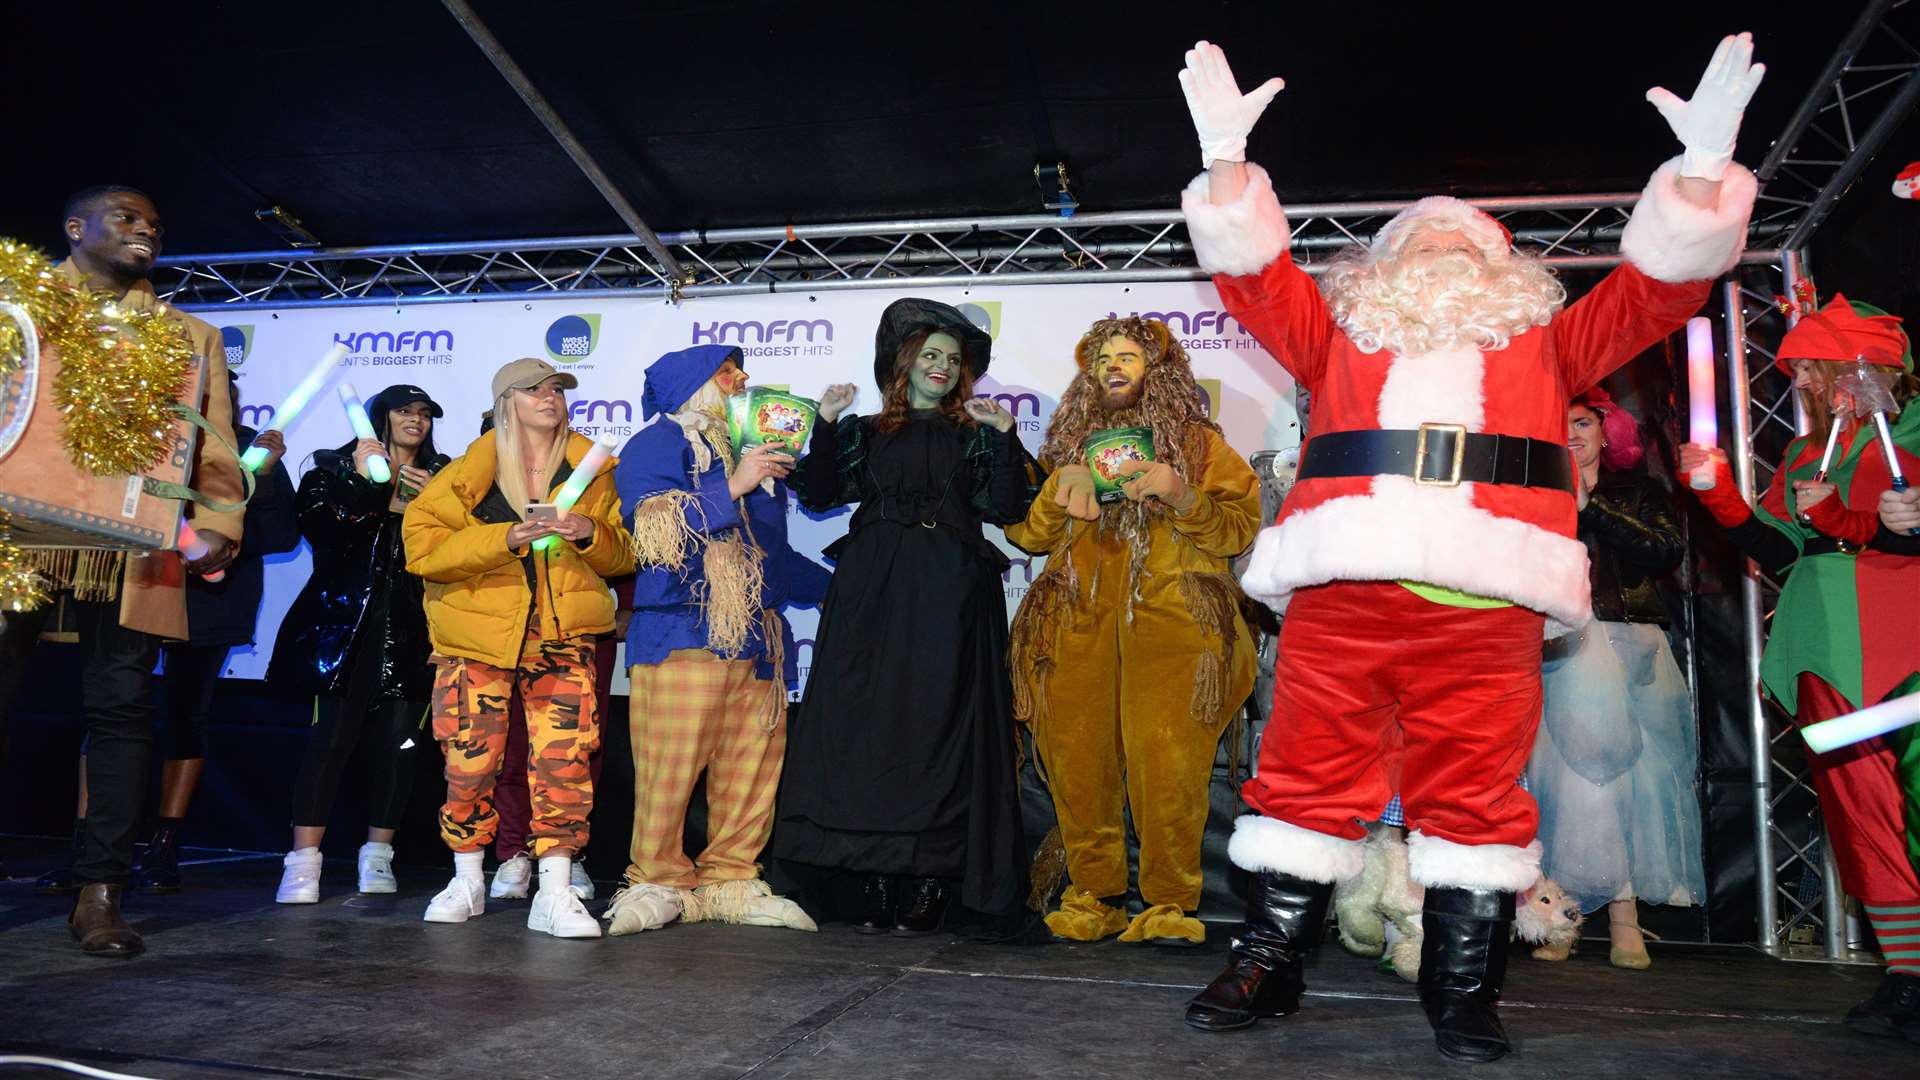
[616,344,825,684]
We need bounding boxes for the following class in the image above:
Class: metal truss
[1753,0,1920,250]
[153,196,1788,311]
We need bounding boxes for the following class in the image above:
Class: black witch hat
[871,297,993,389]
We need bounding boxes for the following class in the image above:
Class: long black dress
[774,409,1038,917]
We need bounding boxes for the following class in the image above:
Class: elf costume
[1687,295,1920,1042]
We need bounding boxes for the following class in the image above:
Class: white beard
[1323,250,1567,356]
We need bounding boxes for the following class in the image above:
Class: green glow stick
[242,343,348,471]
[1801,692,1920,754]
[337,383,390,484]
[531,434,618,552]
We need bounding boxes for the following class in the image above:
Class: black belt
[1800,536,1860,557]
[1296,426,1574,492]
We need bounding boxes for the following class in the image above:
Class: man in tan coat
[7,186,247,956]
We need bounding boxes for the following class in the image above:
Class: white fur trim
[1182,164,1291,277]
[1376,347,1486,431]
[1407,832,1543,891]
[1237,474,1592,634]
[1228,814,1365,883]
[1618,157,1757,284]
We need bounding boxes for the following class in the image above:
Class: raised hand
[818,383,857,423]
[1647,32,1766,180]
[1177,40,1285,168]
[351,437,387,481]
[962,396,1015,432]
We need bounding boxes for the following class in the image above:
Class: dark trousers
[161,643,228,761]
[288,691,423,832]
[72,599,162,887]
[0,598,55,758]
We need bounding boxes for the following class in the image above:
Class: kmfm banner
[206,282,1300,694]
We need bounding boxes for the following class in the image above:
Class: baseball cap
[490,357,579,401]
[367,383,445,419]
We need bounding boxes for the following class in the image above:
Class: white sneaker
[603,882,685,936]
[569,858,595,901]
[529,886,603,939]
[422,875,486,924]
[489,852,532,900]
[357,842,397,894]
[276,848,322,904]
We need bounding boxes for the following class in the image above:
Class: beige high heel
[1609,899,1652,970]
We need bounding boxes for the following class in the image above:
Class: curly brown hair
[871,328,981,434]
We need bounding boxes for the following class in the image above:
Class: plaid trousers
[624,648,786,889]
[432,631,599,859]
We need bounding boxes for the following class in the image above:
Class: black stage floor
[0,842,1910,1080]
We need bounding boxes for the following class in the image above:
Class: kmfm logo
[690,317,834,358]
[220,325,254,368]
[1106,308,1254,351]
[546,314,601,363]
[973,375,1050,436]
[567,395,635,439]
[331,328,456,367]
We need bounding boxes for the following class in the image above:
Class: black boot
[133,818,184,894]
[856,874,895,935]
[1419,887,1517,1062]
[1184,870,1333,1032]
[893,877,950,936]
[35,817,85,895]
[1844,971,1920,1040]
[69,883,144,958]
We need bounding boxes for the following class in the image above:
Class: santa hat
[1775,293,1912,375]
[1371,196,1514,261]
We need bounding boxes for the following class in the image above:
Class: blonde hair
[491,384,571,519]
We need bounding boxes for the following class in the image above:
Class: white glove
[1646,32,1766,181]
[1177,40,1285,168]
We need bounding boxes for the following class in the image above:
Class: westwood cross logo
[956,301,1002,341]
[220,325,254,368]
[546,314,601,363]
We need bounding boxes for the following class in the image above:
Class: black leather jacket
[265,448,449,701]
[1579,467,1684,624]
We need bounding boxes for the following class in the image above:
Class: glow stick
[1801,692,1920,754]
[1869,410,1918,535]
[531,434,618,552]
[1813,417,1845,481]
[337,383,390,484]
[241,343,349,471]
[1686,317,1718,490]
[176,519,225,583]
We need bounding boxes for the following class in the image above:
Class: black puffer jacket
[1579,467,1684,624]
[265,448,450,701]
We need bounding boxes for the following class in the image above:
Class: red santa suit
[1182,158,1757,891]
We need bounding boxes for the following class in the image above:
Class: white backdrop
[205,282,1299,693]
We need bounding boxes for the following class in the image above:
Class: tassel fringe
[25,547,123,602]
[698,534,765,658]
[1009,559,1077,727]
[1026,825,1068,913]
[1178,572,1241,726]
[628,491,701,573]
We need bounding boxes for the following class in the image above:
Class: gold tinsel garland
[0,510,48,614]
[0,237,195,477]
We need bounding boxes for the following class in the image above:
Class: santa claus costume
[1173,37,1760,1062]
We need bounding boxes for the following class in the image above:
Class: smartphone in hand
[527,503,559,521]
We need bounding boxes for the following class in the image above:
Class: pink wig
[1576,387,1644,470]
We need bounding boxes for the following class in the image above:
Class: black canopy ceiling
[0,0,1900,257]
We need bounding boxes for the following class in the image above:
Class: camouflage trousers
[623,649,786,890]
[431,632,599,859]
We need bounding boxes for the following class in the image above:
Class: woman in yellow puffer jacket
[402,357,635,939]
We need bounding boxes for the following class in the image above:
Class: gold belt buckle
[1414,422,1467,487]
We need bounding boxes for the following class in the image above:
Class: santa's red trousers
[1245,580,1544,849]
[1795,672,1920,904]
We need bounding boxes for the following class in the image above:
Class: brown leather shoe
[69,883,144,958]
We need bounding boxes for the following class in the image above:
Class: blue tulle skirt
[1528,620,1706,914]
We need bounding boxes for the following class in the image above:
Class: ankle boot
[69,883,144,958]
[856,874,894,935]
[134,818,184,894]
[1418,886,1517,1062]
[1185,870,1333,1032]
[893,877,950,936]
[36,818,85,895]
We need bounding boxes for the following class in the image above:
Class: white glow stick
[531,434,618,552]
[1813,417,1845,481]
[177,519,225,583]
[1801,692,1920,754]
[1686,317,1718,490]
[337,383,390,484]
[242,343,349,471]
